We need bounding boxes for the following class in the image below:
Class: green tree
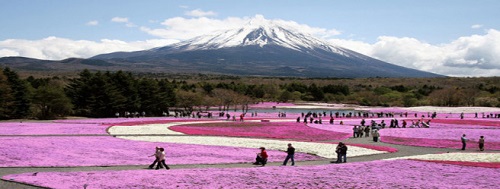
[0,71,14,119]
[137,78,162,116]
[65,69,94,116]
[31,83,73,119]
[3,67,31,118]
[278,90,292,102]
[109,71,140,112]
[176,90,203,114]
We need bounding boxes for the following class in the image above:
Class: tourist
[479,136,485,151]
[253,147,268,166]
[353,126,358,138]
[358,126,364,137]
[334,143,342,163]
[148,146,162,169]
[461,134,468,150]
[372,129,380,142]
[364,126,370,137]
[282,143,295,166]
[155,147,170,170]
[337,142,348,163]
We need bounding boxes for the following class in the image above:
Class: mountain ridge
[1,17,443,78]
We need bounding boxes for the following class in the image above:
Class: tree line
[0,67,498,120]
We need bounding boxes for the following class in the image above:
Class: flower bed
[0,136,319,167]
[4,159,499,189]
[0,122,106,135]
[379,128,500,150]
[386,152,500,168]
[53,117,188,125]
[107,121,227,135]
[382,136,500,150]
[430,118,500,127]
[169,122,352,141]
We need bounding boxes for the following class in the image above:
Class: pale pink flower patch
[3,160,499,189]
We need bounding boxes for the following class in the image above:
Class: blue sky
[1,0,499,76]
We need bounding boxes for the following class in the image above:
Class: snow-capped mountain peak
[167,16,348,56]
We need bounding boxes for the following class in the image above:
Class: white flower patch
[108,121,226,135]
[118,135,386,159]
[401,106,500,113]
[385,152,500,162]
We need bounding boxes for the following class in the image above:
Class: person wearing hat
[253,147,268,166]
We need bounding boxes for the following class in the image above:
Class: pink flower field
[0,136,319,167]
[431,118,500,127]
[4,159,499,189]
[169,122,352,141]
[380,128,500,150]
[414,160,500,169]
[54,117,204,125]
[0,122,107,135]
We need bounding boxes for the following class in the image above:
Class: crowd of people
[143,109,494,170]
[148,134,487,170]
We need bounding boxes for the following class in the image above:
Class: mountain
[1,17,443,78]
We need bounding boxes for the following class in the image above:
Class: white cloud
[0,48,20,57]
[0,37,178,60]
[86,20,99,26]
[185,9,217,17]
[471,24,483,29]
[111,17,129,23]
[111,17,136,27]
[329,29,500,77]
[1,15,498,77]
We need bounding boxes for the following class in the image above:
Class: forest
[1,67,499,120]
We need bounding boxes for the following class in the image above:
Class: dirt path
[1,134,481,189]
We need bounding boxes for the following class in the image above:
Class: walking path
[1,134,477,189]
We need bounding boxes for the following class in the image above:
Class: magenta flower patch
[170,122,352,141]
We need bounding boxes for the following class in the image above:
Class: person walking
[372,129,380,142]
[282,143,295,166]
[353,126,358,138]
[364,126,370,137]
[339,142,348,163]
[461,134,468,150]
[479,136,485,151]
[148,146,162,169]
[155,148,170,170]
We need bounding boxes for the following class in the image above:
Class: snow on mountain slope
[162,16,352,57]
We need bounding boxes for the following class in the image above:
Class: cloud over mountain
[0,15,498,76]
